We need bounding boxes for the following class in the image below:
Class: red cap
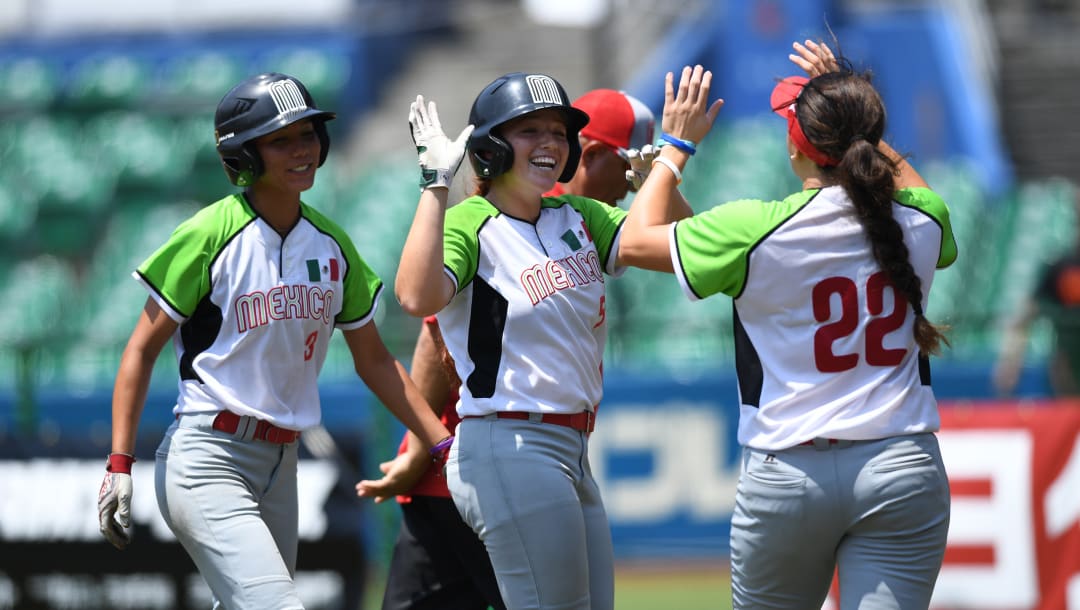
[770,76,839,168]
[573,89,655,159]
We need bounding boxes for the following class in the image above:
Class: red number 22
[812,272,907,372]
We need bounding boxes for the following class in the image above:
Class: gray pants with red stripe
[730,433,950,609]
[446,415,615,610]
[155,414,303,610]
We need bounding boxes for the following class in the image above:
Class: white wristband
[652,156,683,184]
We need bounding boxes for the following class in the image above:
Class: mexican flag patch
[306,258,340,282]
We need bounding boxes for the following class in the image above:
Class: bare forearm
[361,357,450,449]
[396,188,453,316]
[619,147,689,271]
[110,349,154,455]
[878,140,929,190]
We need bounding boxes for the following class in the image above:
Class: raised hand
[661,65,724,149]
[409,95,475,191]
[789,40,839,78]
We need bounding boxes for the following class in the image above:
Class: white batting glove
[409,95,474,191]
[625,144,659,191]
[98,469,133,550]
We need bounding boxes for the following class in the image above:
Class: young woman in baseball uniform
[620,43,956,609]
[356,88,656,610]
[96,72,452,609]
[393,72,688,610]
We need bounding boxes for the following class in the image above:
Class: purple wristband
[430,435,454,457]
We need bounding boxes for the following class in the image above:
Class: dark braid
[474,177,492,196]
[798,70,949,355]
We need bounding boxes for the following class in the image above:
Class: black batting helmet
[214,72,336,187]
[467,72,589,183]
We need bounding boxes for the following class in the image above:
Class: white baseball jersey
[135,193,383,430]
[669,186,958,449]
[437,194,626,417]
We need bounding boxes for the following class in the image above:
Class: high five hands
[661,65,724,150]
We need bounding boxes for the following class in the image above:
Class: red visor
[770,76,839,168]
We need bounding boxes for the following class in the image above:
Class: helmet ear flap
[219,143,262,187]
[559,133,582,182]
[469,132,513,179]
[314,120,331,167]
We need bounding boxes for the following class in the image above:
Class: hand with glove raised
[624,144,659,191]
[98,453,134,550]
[409,95,474,191]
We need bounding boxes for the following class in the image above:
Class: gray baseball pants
[730,432,950,609]
[446,414,615,610]
[155,413,304,610]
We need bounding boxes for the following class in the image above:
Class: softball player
[356,88,657,610]
[391,72,691,610]
[619,43,956,609]
[96,72,451,609]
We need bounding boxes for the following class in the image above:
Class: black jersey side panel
[179,296,223,383]
[733,302,764,408]
[466,278,508,399]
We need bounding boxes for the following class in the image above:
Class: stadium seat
[9,114,115,220]
[0,171,38,247]
[158,51,245,110]
[0,255,79,348]
[64,52,152,109]
[257,46,350,107]
[0,56,60,112]
[82,110,191,189]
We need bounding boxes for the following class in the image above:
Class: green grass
[614,563,731,610]
[362,561,732,610]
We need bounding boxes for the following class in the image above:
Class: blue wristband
[659,133,697,156]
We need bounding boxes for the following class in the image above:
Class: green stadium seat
[0,172,37,246]
[82,111,190,189]
[0,255,79,348]
[175,114,219,168]
[9,114,115,218]
[0,56,60,112]
[258,47,350,106]
[159,52,245,110]
[64,53,152,109]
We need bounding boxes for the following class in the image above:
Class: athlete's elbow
[394,290,429,318]
[394,284,440,318]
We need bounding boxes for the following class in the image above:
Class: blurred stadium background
[1,0,1078,608]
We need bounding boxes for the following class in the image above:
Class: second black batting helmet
[467,72,589,183]
[214,72,336,187]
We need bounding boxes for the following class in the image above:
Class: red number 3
[812,272,908,372]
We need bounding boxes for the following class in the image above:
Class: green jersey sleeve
[136,196,249,318]
[674,192,813,299]
[894,187,958,269]
[443,196,499,291]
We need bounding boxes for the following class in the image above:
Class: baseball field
[362,561,733,610]
[613,562,732,610]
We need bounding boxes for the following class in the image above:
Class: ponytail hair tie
[912,301,924,317]
[849,134,867,146]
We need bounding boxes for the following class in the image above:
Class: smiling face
[251,118,322,195]
[497,109,570,193]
